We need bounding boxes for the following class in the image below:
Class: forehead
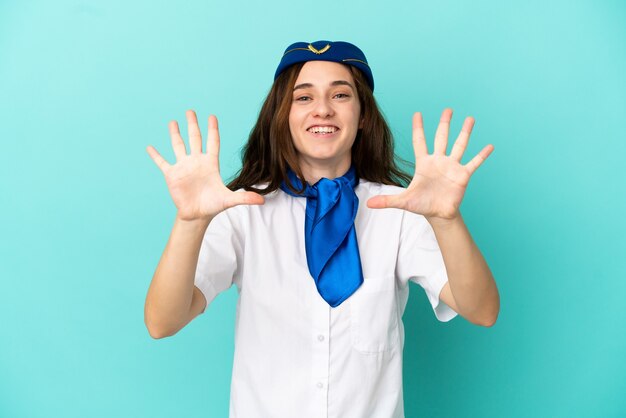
[294,61,355,85]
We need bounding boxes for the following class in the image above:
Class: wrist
[174,214,213,230]
[426,212,463,230]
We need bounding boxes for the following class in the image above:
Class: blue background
[1,0,625,417]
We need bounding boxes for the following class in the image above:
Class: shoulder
[230,183,293,213]
[231,183,281,202]
[212,184,282,235]
[356,179,406,197]
[355,180,406,224]
[357,179,430,229]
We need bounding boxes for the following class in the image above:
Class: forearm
[428,214,500,325]
[144,215,212,337]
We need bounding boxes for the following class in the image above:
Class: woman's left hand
[367,108,493,225]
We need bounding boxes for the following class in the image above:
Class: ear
[359,116,364,129]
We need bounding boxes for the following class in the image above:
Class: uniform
[194,180,457,418]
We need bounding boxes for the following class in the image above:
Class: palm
[367,109,493,221]
[403,154,470,218]
[147,110,264,220]
[162,153,229,219]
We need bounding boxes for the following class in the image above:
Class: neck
[298,156,352,185]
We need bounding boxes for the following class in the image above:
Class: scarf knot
[280,166,364,307]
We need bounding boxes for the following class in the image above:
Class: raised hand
[367,108,493,224]
[146,110,264,221]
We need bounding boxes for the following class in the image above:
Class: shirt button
[317,382,324,389]
[317,335,325,342]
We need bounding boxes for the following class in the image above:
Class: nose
[312,97,334,118]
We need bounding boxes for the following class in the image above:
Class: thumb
[366,194,403,209]
[224,190,265,208]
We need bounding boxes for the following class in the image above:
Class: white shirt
[194,180,458,418]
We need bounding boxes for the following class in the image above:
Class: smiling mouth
[307,126,340,135]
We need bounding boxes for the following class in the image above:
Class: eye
[295,96,311,102]
[334,93,350,99]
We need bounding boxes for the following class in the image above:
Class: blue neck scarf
[280,166,364,307]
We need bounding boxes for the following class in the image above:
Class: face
[289,61,363,174]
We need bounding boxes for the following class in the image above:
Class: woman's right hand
[146,110,264,221]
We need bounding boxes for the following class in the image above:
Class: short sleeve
[396,211,458,322]
[194,207,244,313]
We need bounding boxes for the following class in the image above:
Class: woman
[145,40,500,418]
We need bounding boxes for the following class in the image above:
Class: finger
[433,108,453,155]
[206,114,221,163]
[366,193,405,209]
[168,120,187,161]
[146,145,171,173]
[224,190,265,208]
[450,116,475,162]
[186,109,203,154]
[464,144,494,175]
[412,112,428,159]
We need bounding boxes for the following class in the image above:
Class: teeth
[308,126,337,134]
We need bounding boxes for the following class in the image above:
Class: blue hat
[274,40,374,91]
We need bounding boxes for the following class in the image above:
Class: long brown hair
[227,62,412,194]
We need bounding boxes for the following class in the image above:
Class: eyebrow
[293,80,355,92]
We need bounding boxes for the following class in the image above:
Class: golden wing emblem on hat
[307,43,331,54]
